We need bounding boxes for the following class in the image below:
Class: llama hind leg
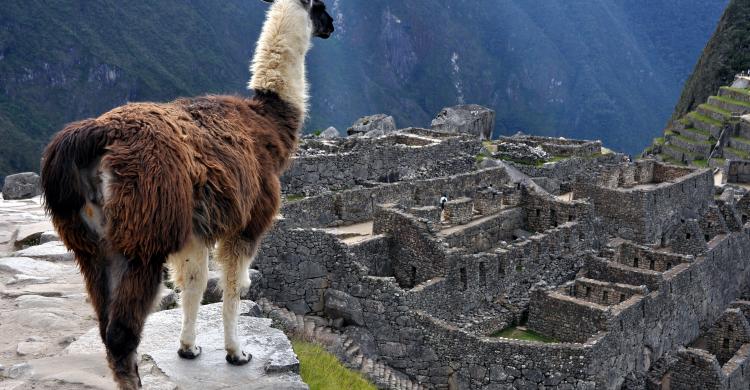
[167,236,209,359]
[105,258,164,389]
[216,238,257,366]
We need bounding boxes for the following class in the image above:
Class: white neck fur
[249,0,313,120]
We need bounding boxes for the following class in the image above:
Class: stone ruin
[7,104,750,389]
[243,106,750,389]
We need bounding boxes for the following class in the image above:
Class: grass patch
[658,154,686,166]
[699,103,732,117]
[293,341,376,390]
[653,137,665,145]
[491,327,557,343]
[692,159,708,168]
[712,95,750,109]
[725,147,750,160]
[312,129,323,137]
[688,111,723,127]
[673,134,711,146]
[475,153,487,163]
[722,86,750,98]
[285,194,306,202]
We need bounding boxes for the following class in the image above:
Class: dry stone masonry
[237,106,750,389]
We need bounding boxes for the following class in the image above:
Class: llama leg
[106,258,164,389]
[76,251,111,343]
[168,237,209,359]
[216,238,257,366]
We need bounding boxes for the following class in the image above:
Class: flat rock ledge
[19,301,310,390]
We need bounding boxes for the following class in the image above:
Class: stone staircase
[258,299,428,390]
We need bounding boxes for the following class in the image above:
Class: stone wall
[725,160,750,184]
[570,277,648,306]
[574,166,714,244]
[438,208,525,254]
[704,309,750,365]
[613,240,693,273]
[527,287,608,343]
[373,207,448,289]
[279,167,512,229]
[281,131,481,195]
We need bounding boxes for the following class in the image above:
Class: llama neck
[250,0,313,123]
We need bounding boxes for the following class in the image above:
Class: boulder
[39,231,60,244]
[2,172,41,200]
[67,301,307,390]
[319,126,341,139]
[13,241,73,262]
[431,105,495,140]
[324,289,365,326]
[347,114,397,136]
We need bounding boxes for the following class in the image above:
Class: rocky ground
[0,196,306,389]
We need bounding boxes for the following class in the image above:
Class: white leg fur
[167,236,209,358]
[216,239,257,365]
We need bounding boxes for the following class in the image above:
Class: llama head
[261,0,335,39]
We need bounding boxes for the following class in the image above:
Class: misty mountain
[0,0,729,177]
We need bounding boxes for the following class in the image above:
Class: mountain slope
[669,0,750,122]
[0,0,729,178]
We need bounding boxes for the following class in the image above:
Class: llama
[40,1,333,388]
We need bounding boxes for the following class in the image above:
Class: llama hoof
[177,345,202,360]
[226,351,252,366]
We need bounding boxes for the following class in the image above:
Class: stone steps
[697,103,732,123]
[676,126,712,143]
[258,299,428,390]
[729,136,750,153]
[708,96,750,115]
[667,134,711,156]
[687,112,723,137]
[720,86,750,104]
[724,146,750,161]
[661,143,702,164]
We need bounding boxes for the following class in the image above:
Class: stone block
[324,289,365,326]
[2,172,41,200]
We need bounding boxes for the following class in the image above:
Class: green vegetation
[722,86,750,98]
[680,126,711,138]
[475,153,487,163]
[693,159,709,168]
[293,341,376,390]
[699,103,732,117]
[312,129,324,137]
[673,134,711,146]
[713,95,750,109]
[491,327,557,343]
[653,137,665,145]
[726,146,750,160]
[285,194,306,202]
[688,111,723,127]
[658,154,687,166]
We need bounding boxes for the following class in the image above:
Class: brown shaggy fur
[41,92,300,388]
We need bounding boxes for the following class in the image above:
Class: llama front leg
[216,238,257,366]
[105,258,164,389]
[167,237,209,359]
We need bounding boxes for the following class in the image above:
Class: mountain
[669,0,750,122]
[0,0,730,178]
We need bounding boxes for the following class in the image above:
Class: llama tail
[42,117,193,264]
[42,119,109,221]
